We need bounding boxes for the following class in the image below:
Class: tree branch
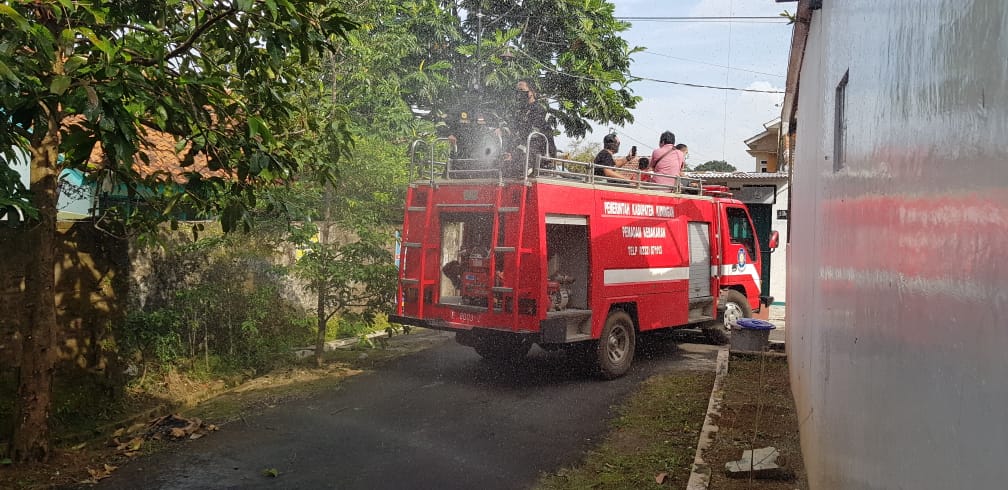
[137,6,238,67]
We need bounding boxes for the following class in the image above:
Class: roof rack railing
[408,138,453,185]
[534,153,706,195]
[409,137,708,195]
[522,132,550,185]
[407,139,428,183]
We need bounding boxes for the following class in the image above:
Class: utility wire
[721,0,736,161]
[633,75,784,93]
[624,19,787,24]
[616,16,785,20]
[513,46,785,94]
[641,50,785,78]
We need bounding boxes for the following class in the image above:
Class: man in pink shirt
[650,131,685,186]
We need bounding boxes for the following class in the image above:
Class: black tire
[595,310,636,379]
[703,289,752,345]
[472,332,532,363]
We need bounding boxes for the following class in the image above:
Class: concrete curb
[686,346,730,490]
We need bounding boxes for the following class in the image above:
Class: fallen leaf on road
[262,468,279,478]
[170,427,187,438]
[86,463,118,482]
[126,422,148,435]
[116,437,143,452]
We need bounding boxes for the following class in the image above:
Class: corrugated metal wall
[788,1,1008,488]
[687,222,711,299]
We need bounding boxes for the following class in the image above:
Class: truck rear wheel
[472,332,532,363]
[596,310,636,379]
[703,289,751,345]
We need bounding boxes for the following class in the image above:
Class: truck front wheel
[703,289,751,345]
[596,310,636,379]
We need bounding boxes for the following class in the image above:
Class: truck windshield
[726,207,757,258]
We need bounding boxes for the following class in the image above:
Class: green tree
[0,0,356,462]
[384,0,641,139]
[692,160,738,172]
[292,223,398,366]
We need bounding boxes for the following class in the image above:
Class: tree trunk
[314,286,327,367]
[312,54,341,368]
[11,116,61,462]
[313,186,333,367]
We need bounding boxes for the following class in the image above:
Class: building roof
[744,117,782,148]
[685,171,788,180]
[65,115,227,184]
[91,128,227,184]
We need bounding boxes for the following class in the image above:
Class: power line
[610,128,653,151]
[641,51,785,78]
[513,46,785,94]
[632,75,784,93]
[625,19,787,24]
[616,16,785,20]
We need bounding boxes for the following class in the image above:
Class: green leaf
[0,457,12,465]
[50,75,71,95]
[262,468,279,478]
[81,3,108,24]
[247,116,274,144]
[63,55,88,74]
[77,27,115,56]
[0,60,21,87]
[0,5,29,31]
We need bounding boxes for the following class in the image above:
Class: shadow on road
[379,328,717,392]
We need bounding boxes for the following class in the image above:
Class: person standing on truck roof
[650,131,685,186]
[594,133,638,181]
[512,81,555,157]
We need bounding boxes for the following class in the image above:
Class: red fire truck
[390,136,778,378]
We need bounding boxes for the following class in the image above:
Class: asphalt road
[98,330,718,490]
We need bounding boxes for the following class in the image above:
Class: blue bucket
[735,318,776,331]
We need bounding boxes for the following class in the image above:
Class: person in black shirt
[503,80,556,176]
[594,133,637,180]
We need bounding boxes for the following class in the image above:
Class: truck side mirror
[768,230,780,252]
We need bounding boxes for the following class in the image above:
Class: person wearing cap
[593,133,637,181]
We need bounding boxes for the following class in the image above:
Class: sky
[555,0,793,172]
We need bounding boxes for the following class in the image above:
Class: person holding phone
[593,133,639,181]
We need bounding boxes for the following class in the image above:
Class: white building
[781,0,1008,488]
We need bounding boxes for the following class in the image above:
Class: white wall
[769,182,787,304]
[788,1,1008,488]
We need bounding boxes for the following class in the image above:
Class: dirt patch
[706,353,807,489]
[537,370,715,490]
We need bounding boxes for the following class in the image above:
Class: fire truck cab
[390,136,777,378]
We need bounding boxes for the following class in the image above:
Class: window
[726,207,756,258]
[760,160,769,173]
[438,213,494,301]
[834,70,849,172]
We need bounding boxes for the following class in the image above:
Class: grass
[537,370,715,490]
[705,353,807,489]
